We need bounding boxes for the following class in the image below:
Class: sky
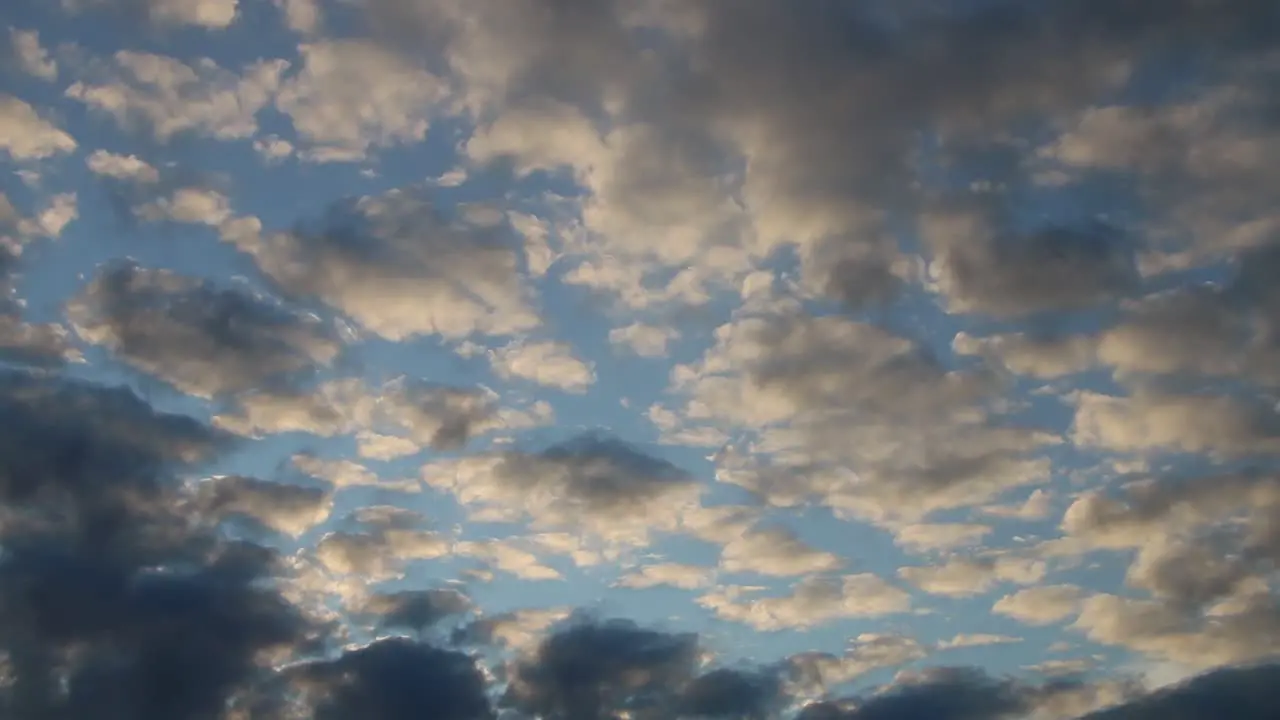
[1,0,1279,718]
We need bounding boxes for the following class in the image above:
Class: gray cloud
[68,262,343,398]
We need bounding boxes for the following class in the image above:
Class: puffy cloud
[65,51,286,141]
[488,339,595,393]
[616,562,714,590]
[273,0,321,35]
[312,527,450,579]
[993,585,1086,626]
[0,94,76,160]
[954,332,1098,380]
[0,369,314,719]
[191,474,330,537]
[898,554,1046,598]
[1080,663,1280,720]
[698,574,911,631]
[8,29,57,81]
[362,588,472,633]
[609,321,680,357]
[893,523,993,553]
[455,538,562,581]
[287,638,492,720]
[923,210,1136,319]
[1071,389,1280,457]
[68,262,343,398]
[501,618,699,720]
[85,149,160,183]
[275,40,446,162]
[788,634,930,694]
[423,432,700,545]
[135,187,232,225]
[716,525,844,578]
[679,667,788,719]
[146,0,239,28]
[224,188,539,340]
[684,308,1053,525]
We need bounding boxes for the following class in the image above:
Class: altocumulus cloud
[1,0,1280,718]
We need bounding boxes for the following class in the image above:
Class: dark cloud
[793,665,1139,720]
[0,370,313,719]
[290,637,494,720]
[841,666,1028,720]
[68,261,343,398]
[364,588,473,634]
[534,431,695,510]
[501,617,700,720]
[927,215,1138,318]
[1081,663,1280,720]
[678,666,787,719]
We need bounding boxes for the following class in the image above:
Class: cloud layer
[2,0,1279,717]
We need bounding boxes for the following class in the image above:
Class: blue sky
[2,1,1280,718]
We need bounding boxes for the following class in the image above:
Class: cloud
[8,29,57,81]
[716,524,844,578]
[488,338,596,393]
[0,94,76,160]
[65,50,285,141]
[1080,663,1280,720]
[74,0,243,28]
[85,149,160,183]
[423,432,700,544]
[223,188,539,340]
[789,634,930,694]
[609,321,680,357]
[362,588,472,633]
[1071,389,1280,457]
[923,210,1136,319]
[993,585,1086,626]
[685,308,1052,525]
[287,638,492,720]
[501,617,699,720]
[191,474,331,537]
[214,374,515,454]
[68,262,343,398]
[275,40,446,162]
[898,554,1046,598]
[954,332,1098,380]
[273,0,321,35]
[616,562,714,590]
[679,666,788,719]
[699,574,911,631]
[0,369,314,719]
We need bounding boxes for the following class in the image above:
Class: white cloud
[86,149,160,183]
[273,0,320,34]
[617,562,713,590]
[223,190,540,340]
[898,554,1046,598]
[423,433,700,546]
[717,525,843,577]
[609,322,679,357]
[9,29,57,80]
[489,339,595,392]
[146,0,239,28]
[698,574,911,631]
[1072,389,1280,456]
[0,95,76,160]
[993,585,1085,626]
[66,51,286,141]
[456,539,562,581]
[275,41,445,161]
[892,523,992,553]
